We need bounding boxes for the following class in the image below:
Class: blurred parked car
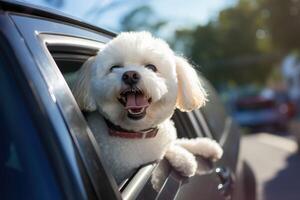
[0,1,256,200]
[232,93,294,133]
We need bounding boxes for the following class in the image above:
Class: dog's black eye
[145,64,157,72]
[110,65,122,71]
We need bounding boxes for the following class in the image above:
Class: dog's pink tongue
[126,93,149,108]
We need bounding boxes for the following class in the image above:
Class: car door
[6,12,121,200]
[6,6,239,200]
[173,79,240,200]
[132,106,238,200]
[130,111,226,200]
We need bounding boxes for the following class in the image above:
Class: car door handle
[215,167,235,199]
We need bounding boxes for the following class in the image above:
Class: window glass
[0,53,62,200]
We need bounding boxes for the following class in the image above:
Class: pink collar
[105,119,158,139]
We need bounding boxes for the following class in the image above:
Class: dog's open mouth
[118,88,152,120]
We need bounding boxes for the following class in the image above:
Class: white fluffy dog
[72,31,223,186]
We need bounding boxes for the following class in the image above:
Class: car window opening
[46,45,97,87]
[46,43,199,139]
[45,43,208,196]
[46,44,159,188]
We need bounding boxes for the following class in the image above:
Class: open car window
[40,34,213,199]
[40,34,156,193]
[42,34,158,197]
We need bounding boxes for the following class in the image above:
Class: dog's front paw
[176,138,223,162]
[165,145,197,177]
[196,138,223,161]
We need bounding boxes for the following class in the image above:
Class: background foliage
[114,0,300,88]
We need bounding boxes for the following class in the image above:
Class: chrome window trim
[40,34,104,50]
[121,164,156,200]
[193,109,213,138]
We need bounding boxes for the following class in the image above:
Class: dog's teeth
[137,108,144,114]
[128,107,145,115]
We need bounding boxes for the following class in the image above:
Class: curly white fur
[71,31,223,185]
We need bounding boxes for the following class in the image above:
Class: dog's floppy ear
[175,56,207,112]
[72,57,97,112]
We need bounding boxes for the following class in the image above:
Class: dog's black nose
[122,71,140,85]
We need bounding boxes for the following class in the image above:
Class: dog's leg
[164,144,197,177]
[175,138,223,161]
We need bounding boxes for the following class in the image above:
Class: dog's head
[72,32,207,131]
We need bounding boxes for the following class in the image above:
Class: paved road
[241,133,300,200]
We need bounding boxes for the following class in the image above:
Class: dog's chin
[117,87,152,121]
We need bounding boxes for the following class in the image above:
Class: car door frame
[0,10,92,200]
[14,14,122,200]
[3,5,240,200]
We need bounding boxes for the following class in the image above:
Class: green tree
[173,0,276,86]
[264,0,300,52]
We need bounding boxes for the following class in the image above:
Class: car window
[200,76,228,141]
[0,51,62,200]
[43,34,210,197]
[45,38,154,196]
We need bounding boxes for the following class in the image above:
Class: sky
[150,0,238,26]
[21,0,238,34]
